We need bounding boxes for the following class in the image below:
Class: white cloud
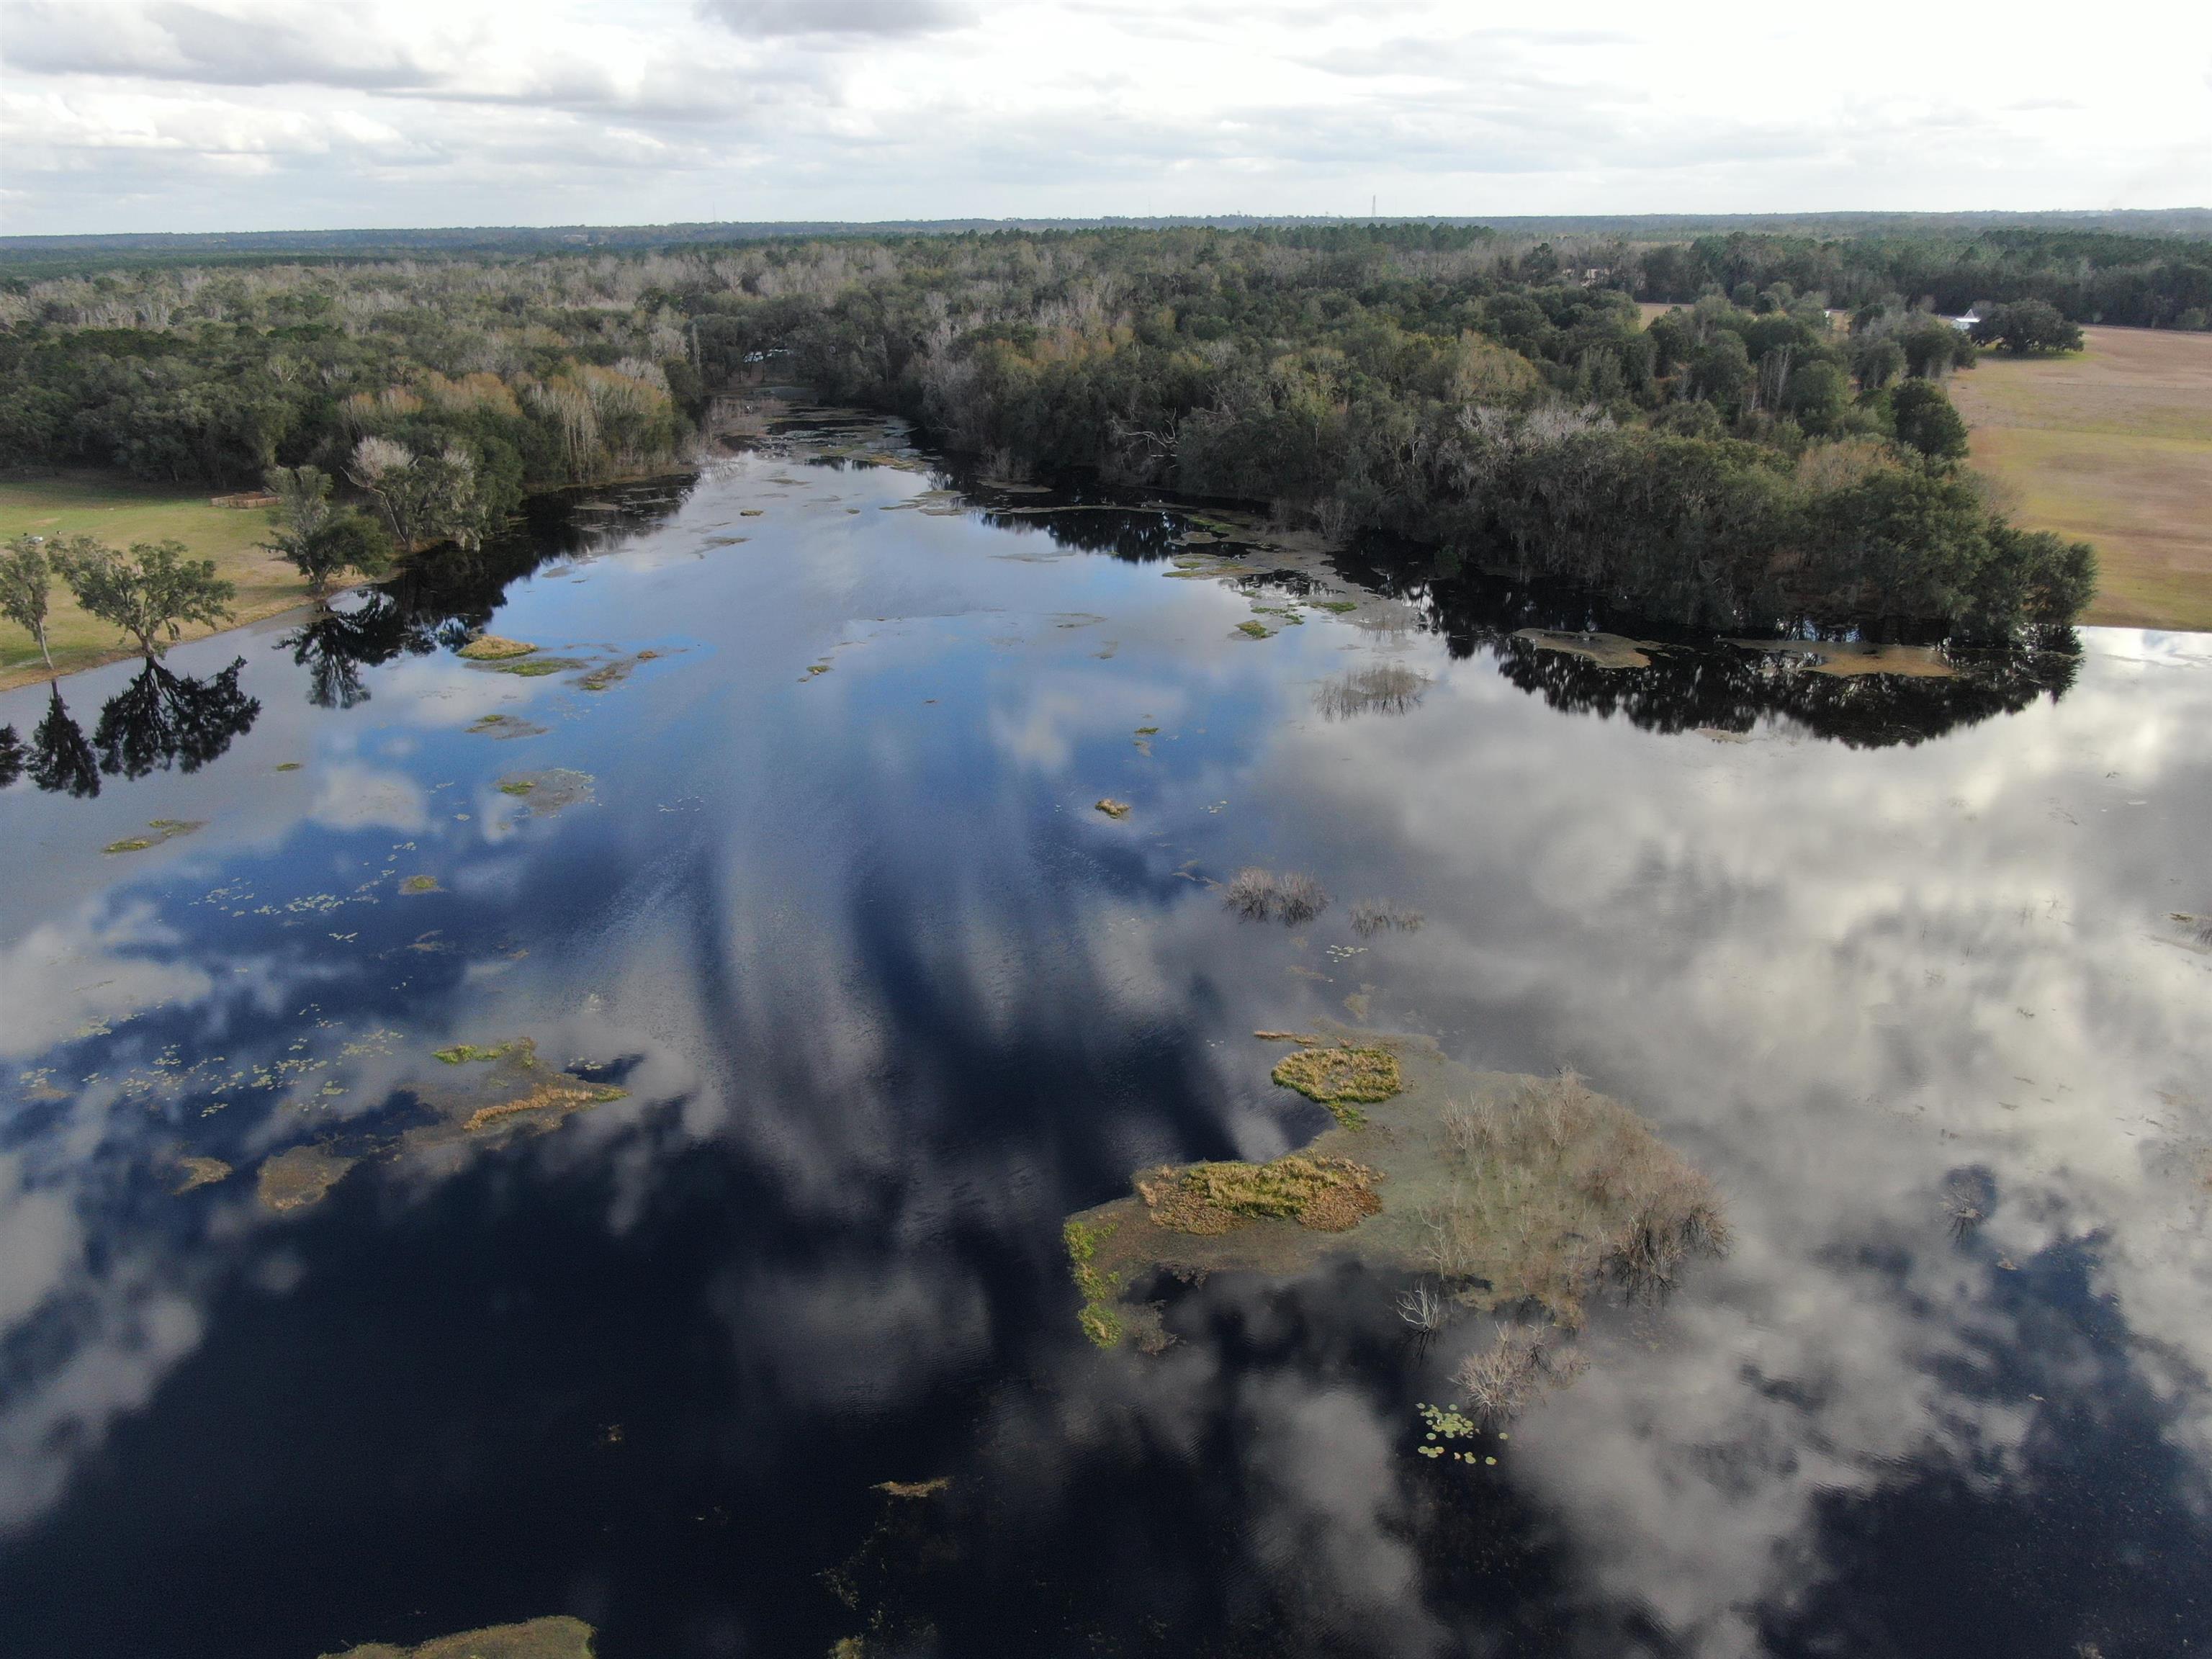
[0,0,2205,233]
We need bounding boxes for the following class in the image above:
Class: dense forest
[5,219,2189,636]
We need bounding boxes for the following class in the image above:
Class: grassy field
[0,472,333,690]
[1950,327,2212,632]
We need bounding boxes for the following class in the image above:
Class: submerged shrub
[1224,866,1280,920]
[1452,1323,1588,1426]
[1426,1069,1730,1323]
[1223,867,1329,924]
[1349,900,1424,937]
[1274,871,1328,923]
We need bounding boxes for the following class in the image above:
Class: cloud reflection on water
[0,457,2208,1653]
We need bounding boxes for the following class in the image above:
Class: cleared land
[0,472,340,690]
[1951,327,2212,632]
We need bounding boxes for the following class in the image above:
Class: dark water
[3,419,2209,1658]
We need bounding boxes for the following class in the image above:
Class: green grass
[1064,1218,1127,1347]
[0,471,337,688]
[433,1043,516,1064]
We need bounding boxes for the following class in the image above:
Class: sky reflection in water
[1,437,2208,1658]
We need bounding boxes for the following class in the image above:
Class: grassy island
[1066,1032,1727,1353]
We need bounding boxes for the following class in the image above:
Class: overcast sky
[3,0,2208,236]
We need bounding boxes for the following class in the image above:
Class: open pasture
[0,472,325,688]
[1951,326,2212,632]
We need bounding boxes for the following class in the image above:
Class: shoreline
[0,460,708,696]
[0,573,374,696]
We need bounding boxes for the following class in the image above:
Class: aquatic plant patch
[457,634,537,661]
[1272,1045,1403,1123]
[257,1144,357,1213]
[102,818,203,854]
[1064,1035,1729,1351]
[1137,1154,1383,1236]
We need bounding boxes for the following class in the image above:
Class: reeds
[1349,899,1424,937]
[1223,867,1328,924]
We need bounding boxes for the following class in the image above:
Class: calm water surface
[2,420,2209,1658]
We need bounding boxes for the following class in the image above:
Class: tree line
[674,228,2092,636]
[1633,228,2211,331]
[0,224,2124,637]
[0,256,703,554]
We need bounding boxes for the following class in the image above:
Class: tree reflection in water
[91,658,261,781]
[6,660,263,796]
[27,688,101,797]
[1338,549,2085,750]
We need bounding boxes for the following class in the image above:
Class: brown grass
[460,1079,626,1134]
[1951,325,2212,631]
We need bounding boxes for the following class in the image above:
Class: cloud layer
[1,0,2206,234]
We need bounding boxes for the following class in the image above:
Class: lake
[4,411,2209,1658]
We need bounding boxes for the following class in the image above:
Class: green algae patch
[1236,619,1272,639]
[468,714,546,740]
[1064,1032,1728,1348]
[457,634,537,661]
[274,761,304,772]
[399,875,441,896]
[257,1144,356,1213]
[320,1615,595,1659]
[1272,1043,1401,1127]
[487,656,585,678]
[434,1042,515,1064]
[1064,1218,1126,1348]
[103,819,203,855]
[170,1154,232,1195]
[1094,797,1131,819]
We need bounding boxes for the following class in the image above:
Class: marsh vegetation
[1223,867,1328,923]
[1064,1036,1727,1364]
